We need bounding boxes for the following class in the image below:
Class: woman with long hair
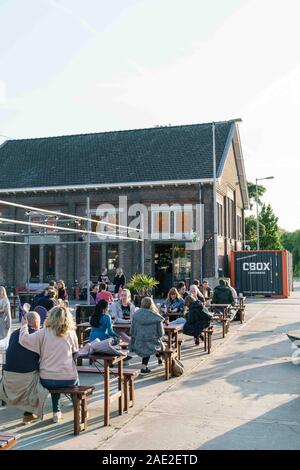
[113,267,126,295]
[129,297,165,375]
[19,306,79,423]
[161,287,184,315]
[0,286,12,349]
[57,280,68,302]
[89,299,118,342]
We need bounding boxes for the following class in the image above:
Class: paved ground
[1,286,300,450]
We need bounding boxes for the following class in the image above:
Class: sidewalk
[1,287,299,450]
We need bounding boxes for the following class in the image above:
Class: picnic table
[79,353,126,426]
[163,324,183,380]
[209,303,232,338]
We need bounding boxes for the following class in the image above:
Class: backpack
[171,357,184,377]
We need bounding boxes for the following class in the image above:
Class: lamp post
[255,176,274,250]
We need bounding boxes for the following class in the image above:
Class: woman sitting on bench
[19,306,79,423]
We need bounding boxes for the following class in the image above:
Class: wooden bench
[0,433,17,451]
[77,366,139,412]
[49,385,94,436]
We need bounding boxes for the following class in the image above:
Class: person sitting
[110,289,136,324]
[0,286,12,350]
[189,284,205,303]
[177,281,188,300]
[182,295,212,345]
[31,288,49,309]
[90,284,99,302]
[129,297,165,375]
[161,288,184,317]
[212,279,234,307]
[225,279,238,301]
[98,268,110,288]
[96,282,114,304]
[57,280,68,302]
[200,280,212,301]
[18,306,79,423]
[1,312,43,424]
[34,289,57,311]
[89,299,119,342]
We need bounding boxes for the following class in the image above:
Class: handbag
[171,357,184,377]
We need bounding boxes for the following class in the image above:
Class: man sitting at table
[212,279,234,316]
[0,312,48,424]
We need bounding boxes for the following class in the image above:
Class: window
[237,215,243,241]
[151,210,170,239]
[44,245,55,281]
[217,203,223,236]
[227,198,235,239]
[107,244,119,279]
[30,245,40,281]
[90,245,101,279]
[174,207,193,238]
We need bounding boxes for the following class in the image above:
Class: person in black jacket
[212,279,234,305]
[113,268,126,295]
[183,295,212,346]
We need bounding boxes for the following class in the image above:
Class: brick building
[0,121,249,295]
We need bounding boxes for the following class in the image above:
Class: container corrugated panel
[231,250,292,298]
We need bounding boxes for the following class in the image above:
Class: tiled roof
[0,121,234,190]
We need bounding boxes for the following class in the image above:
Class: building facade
[0,121,249,296]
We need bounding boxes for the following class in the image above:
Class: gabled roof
[0,121,248,203]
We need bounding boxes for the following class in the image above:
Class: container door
[234,251,283,296]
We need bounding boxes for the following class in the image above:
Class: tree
[247,181,267,210]
[245,215,266,249]
[259,204,283,250]
[281,230,300,276]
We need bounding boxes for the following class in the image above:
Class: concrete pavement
[1,287,299,450]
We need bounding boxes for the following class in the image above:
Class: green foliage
[247,181,267,210]
[281,230,300,276]
[259,204,283,250]
[245,215,265,249]
[127,274,159,297]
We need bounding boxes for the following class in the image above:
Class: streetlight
[255,176,274,250]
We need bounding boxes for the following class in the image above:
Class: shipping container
[231,250,293,298]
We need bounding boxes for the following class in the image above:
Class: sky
[0,0,299,230]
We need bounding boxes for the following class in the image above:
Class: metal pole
[86,197,91,305]
[256,178,260,250]
[141,239,145,274]
[212,123,219,279]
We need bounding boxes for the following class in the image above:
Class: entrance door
[154,244,173,297]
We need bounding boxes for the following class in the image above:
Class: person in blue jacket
[161,287,184,316]
[89,299,118,342]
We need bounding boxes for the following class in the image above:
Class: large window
[237,215,243,241]
[217,203,223,236]
[174,207,193,238]
[90,245,101,279]
[44,245,55,281]
[30,245,40,281]
[151,210,170,239]
[227,198,235,239]
[107,244,119,279]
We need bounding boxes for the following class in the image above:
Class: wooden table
[209,304,231,338]
[233,297,246,323]
[163,324,183,380]
[88,354,125,426]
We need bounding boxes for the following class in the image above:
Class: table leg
[118,359,123,416]
[104,360,110,426]
[167,332,172,349]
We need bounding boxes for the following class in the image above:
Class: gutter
[0,178,214,195]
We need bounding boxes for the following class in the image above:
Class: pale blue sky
[0,0,299,230]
